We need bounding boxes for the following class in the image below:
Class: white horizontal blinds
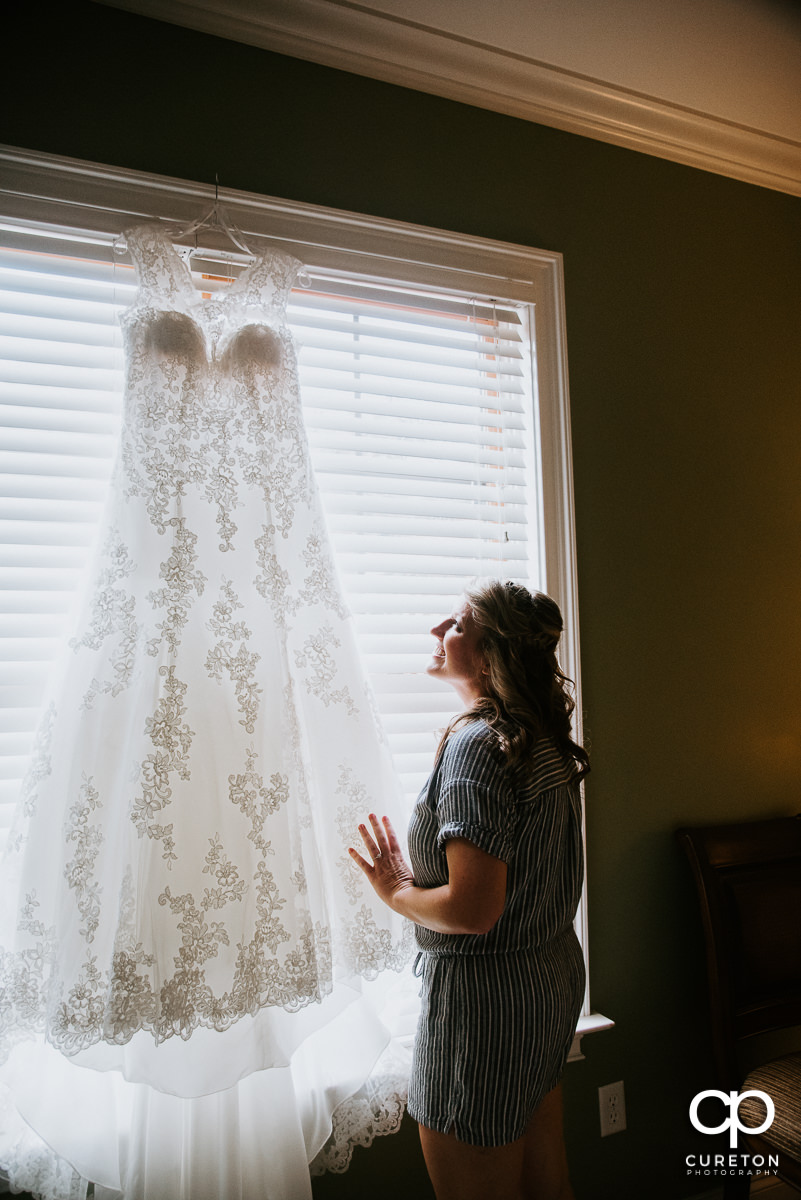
[0,233,129,842]
[0,224,537,837]
[288,281,534,800]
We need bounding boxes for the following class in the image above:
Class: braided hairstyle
[442,580,589,777]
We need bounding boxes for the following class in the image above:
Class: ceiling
[97,0,801,194]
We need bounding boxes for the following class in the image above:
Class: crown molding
[95,0,801,197]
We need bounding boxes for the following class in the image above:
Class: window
[0,145,602,1038]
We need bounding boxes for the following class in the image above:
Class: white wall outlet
[599,1080,627,1137]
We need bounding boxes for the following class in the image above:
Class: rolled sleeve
[438,820,512,862]
[435,725,517,861]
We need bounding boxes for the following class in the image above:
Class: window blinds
[0,224,539,843]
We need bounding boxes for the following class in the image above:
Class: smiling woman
[426,604,488,704]
[350,580,590,1200]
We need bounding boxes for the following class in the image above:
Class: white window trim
[0,143,611,1049]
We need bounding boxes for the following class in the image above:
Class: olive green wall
[5,4,801,1197]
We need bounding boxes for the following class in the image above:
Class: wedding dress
[0,224,413,1200]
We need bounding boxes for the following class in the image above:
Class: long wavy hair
[440,580,590,777]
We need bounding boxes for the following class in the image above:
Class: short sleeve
[436,723,517,862]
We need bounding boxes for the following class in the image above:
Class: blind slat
[306,409,526,443]
[304,393,526,430]
[299,375,525,406]
[292,318,524,360]
[310,450,526,483]
[0,402,120,436]
[327,514,528,538]
[0,381,124,414]
[299,346,525,383]
[324,496,527,523]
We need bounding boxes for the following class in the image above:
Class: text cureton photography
[686,1153,779,1180]
[686,1089,779,1181]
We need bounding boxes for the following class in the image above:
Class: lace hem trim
[310,1047,410,1175]
[0,1089,88,1200]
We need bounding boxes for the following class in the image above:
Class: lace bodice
[125,222,300,326]
[121,225,302,405]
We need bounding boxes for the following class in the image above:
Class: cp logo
[690,1089,775,1149]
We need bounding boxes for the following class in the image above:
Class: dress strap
[233,250,302,315]
[124,223,193,307]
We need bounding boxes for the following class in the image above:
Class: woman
[349,580,589,1200]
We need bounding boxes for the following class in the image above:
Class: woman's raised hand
[349,813,415,911]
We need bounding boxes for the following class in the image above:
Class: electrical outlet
[599,1080,626,1137]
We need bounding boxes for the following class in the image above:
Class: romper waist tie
[412,925,581,959]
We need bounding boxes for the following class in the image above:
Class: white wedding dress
[0,224,413,1200]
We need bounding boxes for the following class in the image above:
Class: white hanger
[112,176,256,261]
[113,179,311,284]
[169,175,255,258]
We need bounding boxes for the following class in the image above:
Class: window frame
[0,143,609,1047]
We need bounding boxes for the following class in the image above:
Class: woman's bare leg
[521,1085,575,1200]
[417,1085,574,1200]
[418,1124,527,1200]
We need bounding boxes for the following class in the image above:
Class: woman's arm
[349,813,507,936]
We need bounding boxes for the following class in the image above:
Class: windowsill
[568,1012,614,1062]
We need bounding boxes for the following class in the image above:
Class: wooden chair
[677,815,801,1198]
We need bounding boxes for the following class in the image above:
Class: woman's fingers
[350,814,414,906]
[357,821,383,861]
[350,814,399,873]
[368,813,396,860]
[348,847,372,873]
[382,816,402,855]
[367,812,388,851]
[358,824,376,856]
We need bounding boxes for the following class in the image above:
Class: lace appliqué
[71,532,141,710]
[8,702,56,849]
[228,747,289,857]
[254,523,298,629]
[300,534,349,617]
[294,626,358,715]
[202,833,247,910]
[333,764,415,975]
[0,892,54,1064]
[205,580,262,733]
[130,665,194,868]
[310,1043,410,1176]
[147,518,207,654]
[0,1086,87,1200]
[63,776,104,943]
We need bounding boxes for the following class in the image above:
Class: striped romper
[406,719,585,1146]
